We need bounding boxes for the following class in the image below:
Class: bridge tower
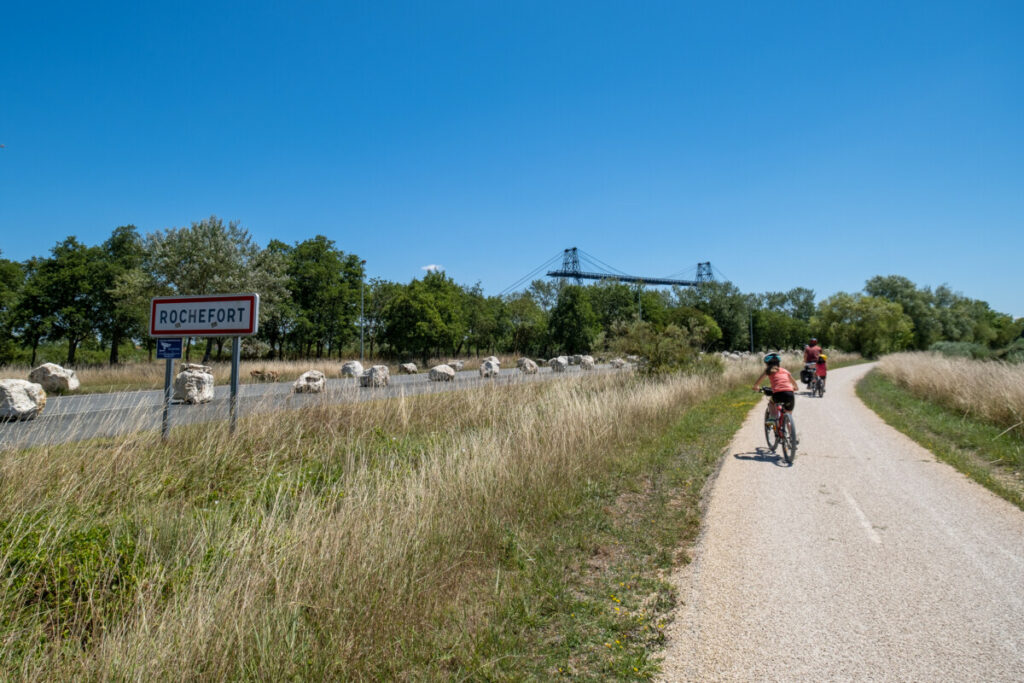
[560,247,583,285]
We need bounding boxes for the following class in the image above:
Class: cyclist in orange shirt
[752,353,797,413]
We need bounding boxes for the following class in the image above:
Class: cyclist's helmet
[809,337,818,345]
[763,353,782,367]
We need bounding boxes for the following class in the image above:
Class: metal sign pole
[230,336,241,433]
[162,357,174,440]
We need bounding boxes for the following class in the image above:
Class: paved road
[660,363,1024,681]
[0,365,608,449]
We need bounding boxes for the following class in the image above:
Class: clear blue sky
[2,1,1022,316]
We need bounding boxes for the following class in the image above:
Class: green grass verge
[857,369,1024,510]
[460,386,756,680]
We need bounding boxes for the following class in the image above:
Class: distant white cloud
[421,264,444,272]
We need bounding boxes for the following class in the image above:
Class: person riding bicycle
[752,353,796,414]
[815,353,828,391]
[801,337,823,388]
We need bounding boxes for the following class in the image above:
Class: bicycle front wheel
[780,413,797,463]
[764,407,779,452]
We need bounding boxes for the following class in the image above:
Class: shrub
[928,341,992,360]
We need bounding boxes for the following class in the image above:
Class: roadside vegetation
[0,349,857,679]
[0,366,720,678]
[857,352,1024,508]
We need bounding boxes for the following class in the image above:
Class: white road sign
[150,294,260,337]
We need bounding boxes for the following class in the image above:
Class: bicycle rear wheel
[780,413,797,463]
[764,407,779,452]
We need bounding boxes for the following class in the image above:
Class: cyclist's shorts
[771,391,795,412]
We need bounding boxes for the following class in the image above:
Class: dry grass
[877,352,1024,436]
[0,365,737,679]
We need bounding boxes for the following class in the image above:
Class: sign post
[156,338,184,440]
[150,294,260,438]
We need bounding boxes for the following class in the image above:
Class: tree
[505,292,547,357]
[0,252,24,365]
[665,305,722,351]
[251,240,294,360]
[29,237,108,365]
[98,225,145,364]
[865,275,940,349]
[588,280,637,328]
[549,285,598,354]
[362,278,402,358]
[674,281,749,351]
[813,293,914,357]
[285,236,362,358]
[383,282,445,364]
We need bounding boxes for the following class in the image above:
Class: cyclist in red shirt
[801,337,823,389]
[803,338,822,363]
[752,353,797,412]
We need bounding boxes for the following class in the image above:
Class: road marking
[842,488,882,544]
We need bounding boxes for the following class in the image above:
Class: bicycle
[811,374,825,398]
[759,386,797,463]
[801,362,818,392]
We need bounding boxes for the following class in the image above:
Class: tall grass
[0,365,747,679]
[877,352,1024,436]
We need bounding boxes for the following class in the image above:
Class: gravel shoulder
[659,363,1024,681]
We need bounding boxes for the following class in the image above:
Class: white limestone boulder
[341,360,364,378]
[429,364,456,382]
[0,379,46,421]
[28,363,79,393]
[173,364,214,404]
[293,370,326,394]
[447,360,465,371]
[360,365,390,388]
[479,359,501,378]
[549,356,569,373]
[518,358,539,375]
[399,363,418,374]
[569,354,582,365]
[610,358,627,369]
[580,355,596,371]
[483,356,500,365]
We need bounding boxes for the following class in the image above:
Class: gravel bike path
[659,363,1024,681]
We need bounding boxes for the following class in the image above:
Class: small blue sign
[157,338,183,359]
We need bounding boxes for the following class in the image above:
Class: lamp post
[359,260,366,362]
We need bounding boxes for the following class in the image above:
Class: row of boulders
[294,363,393,393]
[2,352,635,419]
[547,355,598,372]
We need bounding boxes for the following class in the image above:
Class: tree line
[1,217,1020,367]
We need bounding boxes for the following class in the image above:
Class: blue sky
[2,1,1022,316]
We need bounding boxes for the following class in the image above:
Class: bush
[1,515,147,643]
[928,341,993,360]
[999,339,1024,364]
[608,321,714,375]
